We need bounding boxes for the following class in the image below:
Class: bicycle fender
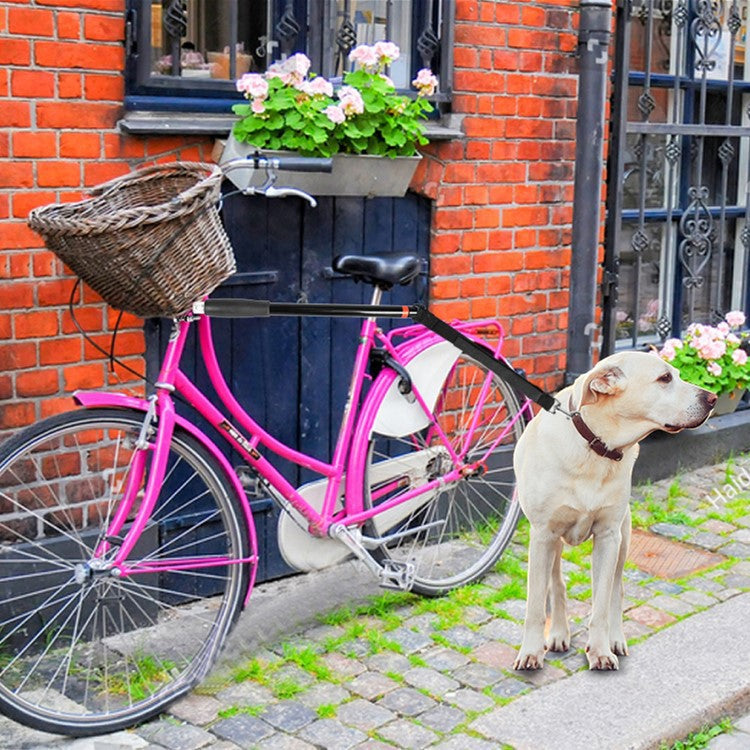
[73,391,258,606]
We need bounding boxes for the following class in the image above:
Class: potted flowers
[658,310,750,415]
[219,42,438,197]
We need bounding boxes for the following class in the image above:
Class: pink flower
[338,86,364,116]
[373,41,400,63]
[726,310,747,328]
[236,73,269,99]
[267,53,311,86]
[659,345,676,362]
[379,74,395,90]
[349,44,380,68]
[251,98,266,114]
[299,76,333,98]
[733,348,749,366]
[707,362,723,377]
[412,68,438,96]
[717,322,730,336]
[323,104,345,124]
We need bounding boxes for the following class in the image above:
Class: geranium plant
[658,310,750,395]
[231,42,437,158]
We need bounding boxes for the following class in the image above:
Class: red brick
[57,11,81,38]
[0,38,31,65]
[525,249,571,269]
[444,163,475,183]
[12,191,58,219]
[60,131,100,158]
[8,7,54,36]
[462,231,488,251]
[475,208,500,228]
[12,131,57,158]
[0,101,31,128]
[502,206,550,228]
[8,254,30,278]
[37,101,121,129]
[455,0,480,21]
[16,369,59,397]
[0,402,36,429]
[61,307,103,334]
[63,363,105,390]
[432,279,461,300]
[35,41,124,71]
[84,14,123,41]
[474,251,524,273]
[36,0,124,13]
[0,222,39,251]
[39,337,82,366]
[454,70,505,93]
[465,185,489,205]
[58,73,83,98]
[461,277,485,297]
[432,255,472,277]
[84,73,124,100]
[431,233,461,255]
[11,69,55,98]
[434,209,474,230]
[83,161,130,186]
[40,396,77,420]
[495,3,521,23]
[37,161,82,188]
[0,342,37,370]
[471,297,497,318]
[14,310,59,338]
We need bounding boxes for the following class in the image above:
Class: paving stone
[377,687,436,716]
[354,740,398,750]
[257,734,317,750]
[623,582,652,601]
[377,718,438,749]
[365,651,412,674]
[495,599,527,620]
[298,719,367,750]
[418,704,466,733]
[724,573,750,588]
[384,627,433,653]
[627,604,678,628]
[403,666,460,695]
[515,662,567,687]
[622,619,653,641]
[420,646,471,672]
[342,638,372,658]
[566,598,592,620]
[461,605,494,625]
[644,580,685,595]
[650,522,693,539]
[402,613,438,634]
[733,561,750,575]
[451,662,505,689]
[719,542,750,558]
[168,693,222,725]
[211,714,274,748]
[706,732,750,749]
[716,588,743,601]
[623,568,652,583]
[439,625,487,650]
[261,700,317,732]
[490,677,530,699]
[321,652,367,678]
[734,713,750,733]
[477,617,523,644]
[136,720,214,750]
[731,528,750,544]
[735,514,750,527]
[215,681,275,706]
[701,519,736,534]
[690,577,727,594]
[430,733,499,750]
[305,623,347,644]
[443,688,495,712]
[273,665,316,687]
[348,671,400,700]
[691,531,727,551]
[470,641,517,670]
[297,683,350,710]
[680,589,718,607]
[336,698,395,731]
[649,594,696,616]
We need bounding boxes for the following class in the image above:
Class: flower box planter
[217,137,421,198]
[712,388,747,417]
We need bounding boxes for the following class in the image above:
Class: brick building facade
[0,0,580,434]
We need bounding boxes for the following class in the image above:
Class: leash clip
[549,399,575,418]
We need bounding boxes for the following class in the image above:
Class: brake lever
[264,185,317,207]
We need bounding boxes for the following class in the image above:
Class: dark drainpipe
[565,0,612,384]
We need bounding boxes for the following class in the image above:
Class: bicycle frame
[76,300,531,599]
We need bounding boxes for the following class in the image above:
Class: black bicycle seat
[332,253,421,289]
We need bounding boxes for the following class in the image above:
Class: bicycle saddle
[332,253,421,289]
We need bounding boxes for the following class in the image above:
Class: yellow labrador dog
[513,351,716,671]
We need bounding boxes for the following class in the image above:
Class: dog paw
[545,631,570,653]
[610,636,628,657]
[586,646,619,671]
[514,650,545,670]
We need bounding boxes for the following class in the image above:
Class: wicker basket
[28,162,237,318]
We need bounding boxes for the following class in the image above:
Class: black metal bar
[201,299,560,412]
[627,123,750,137]
[565,0,612,382]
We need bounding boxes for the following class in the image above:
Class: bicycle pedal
[378,559,415,591]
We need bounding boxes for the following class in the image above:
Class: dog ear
[579,365,626,407]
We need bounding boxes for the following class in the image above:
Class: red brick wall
[0,0,579,432]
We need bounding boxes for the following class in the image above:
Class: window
[125,0,453,110]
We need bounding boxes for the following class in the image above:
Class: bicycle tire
[363,347,524,596]
[0,408,252,736]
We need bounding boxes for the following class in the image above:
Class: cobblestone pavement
[4,456,750,750]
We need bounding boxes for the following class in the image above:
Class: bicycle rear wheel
[0,408,252,736]
[364,347,524,596]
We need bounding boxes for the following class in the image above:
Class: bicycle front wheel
[0,408,252,736]
[364,348,525,596]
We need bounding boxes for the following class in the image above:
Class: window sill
[117,110,464,141]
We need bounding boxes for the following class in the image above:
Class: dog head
[574,351,717,440]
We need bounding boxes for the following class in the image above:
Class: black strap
[411,306,559,413]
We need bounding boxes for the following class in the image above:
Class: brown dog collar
[568,397,623,462]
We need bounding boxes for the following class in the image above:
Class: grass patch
[281,644,331,681]
[316,704,337,719]
[661,717,733,749]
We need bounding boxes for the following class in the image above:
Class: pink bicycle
[0,157,545,735]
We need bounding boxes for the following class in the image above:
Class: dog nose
[703,391,718,407]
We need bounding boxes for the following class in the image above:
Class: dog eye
[657,372,673,384]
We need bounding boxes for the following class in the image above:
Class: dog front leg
[587,528,621,670]
[609,506,631,656]
[515,527,556,670]
[546,537,570,652]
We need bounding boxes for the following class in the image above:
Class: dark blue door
[146,192,431,584]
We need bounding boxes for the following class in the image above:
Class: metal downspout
[565,0,613,383]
